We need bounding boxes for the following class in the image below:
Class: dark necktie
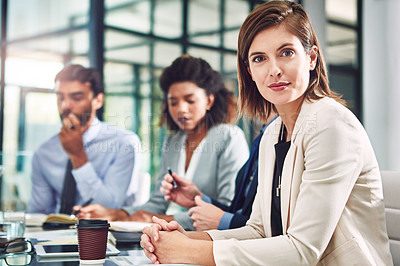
[59,159,77,214]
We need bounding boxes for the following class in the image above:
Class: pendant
[276,184,281,197]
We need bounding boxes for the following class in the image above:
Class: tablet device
[35,243,120,258]
[109,231,142,245]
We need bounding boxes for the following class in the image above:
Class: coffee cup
[76,219,109,264]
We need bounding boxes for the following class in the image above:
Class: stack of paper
[25,213,48,226]
[109,221,151,232]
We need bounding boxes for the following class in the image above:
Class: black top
[271,123,291,237]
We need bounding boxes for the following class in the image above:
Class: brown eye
[252,56,264,63]
[282,50,294,57]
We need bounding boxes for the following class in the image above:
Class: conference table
[1,215,198,265]
[1,221,152,266]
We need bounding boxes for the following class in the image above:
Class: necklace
[276,175,282,197]
[276,122,285,197]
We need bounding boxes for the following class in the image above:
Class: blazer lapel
[280,99,322,232]
[280,142,297,233]
[259,118,281,237]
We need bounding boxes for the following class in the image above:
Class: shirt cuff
[202,194,212,203]
[217,212,233,230]
[71,161,91,178]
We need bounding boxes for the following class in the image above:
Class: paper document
[110,256,151,265]
[24,229,77,243]
[25,213,48,226]
[109,221,151,232]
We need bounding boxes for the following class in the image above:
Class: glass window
[326,24,357,67]
[104,95,136,131]
[2,89,59,208]
[326,0,360,117]
[190,34,220,47]
[189,0,219,34]
[105,44,150,65]
[5,58,63,89]
[105,29,148,51]
[7,30,90,65]
[326,0,357,25]
[7,0,89,40]
[3,86,21,156]
[224,0,249,28]
[153,41,182,69]
[188,0,220,47]
[223,52,238,73]
[104,62,134,93]
[154,0,182,38]
[105,0,151,33]
[187,47,221,71]
[138,97,152,171]
[223,30,239,51]
[24,92,60,152]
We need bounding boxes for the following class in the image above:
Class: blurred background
[0,0,398,210]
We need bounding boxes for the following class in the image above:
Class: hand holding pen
[168,168,178,189]
[72,198,94,216]
[161,170,203,208]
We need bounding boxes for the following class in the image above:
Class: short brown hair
[237,0,343,122]
[55,64,103,96]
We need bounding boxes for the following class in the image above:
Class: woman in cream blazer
[140,2,392,265]
[207,97,392,265]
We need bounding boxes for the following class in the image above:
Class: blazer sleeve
[212,126,249,206]
[229,213,251,229]
[176,126,249,230]
[210,163,247,212]
[210,199,230,212]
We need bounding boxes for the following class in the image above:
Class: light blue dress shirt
[27,118,141,214]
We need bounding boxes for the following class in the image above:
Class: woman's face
[247,24,317,112]
[167,81,214,131]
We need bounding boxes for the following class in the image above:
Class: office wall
[363,0,400,171]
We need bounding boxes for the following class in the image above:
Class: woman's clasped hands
[141,216,189,264]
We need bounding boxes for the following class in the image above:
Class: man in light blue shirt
[27,65,141,214]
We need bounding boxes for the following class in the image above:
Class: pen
[168,168,178,189]
[72,198,93,215]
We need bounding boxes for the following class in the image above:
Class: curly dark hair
[55,64,104,96]
[160,55,236,131]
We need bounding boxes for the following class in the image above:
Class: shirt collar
[82,117,101,145]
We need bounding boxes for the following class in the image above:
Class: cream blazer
[208,98,393,266]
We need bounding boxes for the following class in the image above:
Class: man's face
[55,80,103,127]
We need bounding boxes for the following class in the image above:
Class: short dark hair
[237,0,343,122]
[55,64,104,96]
[159,55,236,131]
